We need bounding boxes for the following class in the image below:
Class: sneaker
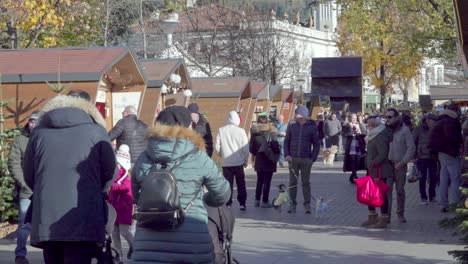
[127,246,134,260]
[261,202,273,208]
[287,204,296,213]
[420,199,428,205]
[441,207,449,213]
[304,205,312,214]
[15,256,29,264]
[240,205,246,211]
[429,199,439,205]
[254,200,260,207]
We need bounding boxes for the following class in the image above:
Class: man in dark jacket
[188,103,214,157]
[24,90,116,264]
[284,105,320,214]
[428,103,463,212]
[109,105,148,164]
[8,111,39,264]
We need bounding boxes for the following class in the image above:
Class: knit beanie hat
[295,105,310,118]
[157,106,192,127]
[116,144,131,171]
[187,103,199,113]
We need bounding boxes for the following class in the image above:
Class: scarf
[366,124,386,143]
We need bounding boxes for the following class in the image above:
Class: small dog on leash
[272,184,289,212]
[322,145,338,165]
[312,196,334,218]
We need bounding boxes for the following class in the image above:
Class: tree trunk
[379,64,386,113]
[403,89,409,106]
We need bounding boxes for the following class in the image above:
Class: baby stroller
[206,204,239,264]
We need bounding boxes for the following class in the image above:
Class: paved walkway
[0,158,463,263]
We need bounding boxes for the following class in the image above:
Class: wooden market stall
[267,84,283,121]
[191,77,251,137]
[247,81,269,129]
[139,58,191,126]
[0,47,146,130]
[280,89,294,123]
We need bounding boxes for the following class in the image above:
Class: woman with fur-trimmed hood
[250,115,280,208]
[23,90,117,263]
[131,106,230,264]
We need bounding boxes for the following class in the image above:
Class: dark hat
[157,106,192,127]
[295,105,310,118]
[187,103,199,113]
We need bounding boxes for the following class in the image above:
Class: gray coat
[132,124,230,264]
[24,96,116,248]
[323,118,342,137]
[109,115,148,163]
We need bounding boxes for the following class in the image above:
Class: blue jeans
[438,153,461,208]
[278,139,285,166]
[16,198,31,257]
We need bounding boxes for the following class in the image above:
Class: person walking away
[428,103,463,212]
[274,114,287,168]
[109,144,134,263]
[362,117,393,228]
[342,113,366,184]
[413,114,439,205]
[323,113,342,149]
[385,108,415,223]
[109,105,148,165]
[284,105,320,214]
[188,103,214,157]
[23,90,116,264]
[131,106,230,263]
[8,111,39,264]
[215,111,249,210]
[250,115,280,208]
[316,114,326,149]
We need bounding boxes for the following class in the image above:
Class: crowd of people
[6,88,468,263]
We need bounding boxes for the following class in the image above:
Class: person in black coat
[188,103,214,157]
[109,105,148,164]
[24,90,117,264]
[250,115,279,208]
[342,113,366,184]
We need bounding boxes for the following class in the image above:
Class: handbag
[407,161,420,183]
[355,164,390,207]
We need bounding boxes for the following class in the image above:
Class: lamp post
[160,12,179,58]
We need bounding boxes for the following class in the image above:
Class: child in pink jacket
[109,144,134,263]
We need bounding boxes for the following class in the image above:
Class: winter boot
[372,215,389,229]
[254,200,260,207]
[361,212,378,227]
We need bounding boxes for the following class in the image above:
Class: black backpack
[259,132,280,163]
[136,149,201,230]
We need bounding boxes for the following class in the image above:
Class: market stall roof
[0,47,144,85]
[191,77,250,98]
[430,84,468,100]
[140,58,188,88]
[251,81,269,100]
[282,89,293,103]
[269,84,282,102]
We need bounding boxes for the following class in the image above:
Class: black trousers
[325,135,340,148]
[223,165,247,206]
[417,159,438,200]
[255,171,274,203]
[368,177,389,215]
[349,154,360,178]
[43,241,99,264]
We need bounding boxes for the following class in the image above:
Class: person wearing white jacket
[215,111,250,210]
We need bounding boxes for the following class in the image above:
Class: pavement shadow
[232,242,455,264]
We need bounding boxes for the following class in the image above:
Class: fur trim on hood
[148,123,206,152]
[250,123,277,134]
[40,95,106,128]
[440,109,458,119]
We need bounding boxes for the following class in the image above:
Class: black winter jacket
[428,110,463,158]
[284,120,320,161]
[24,96,116,248]
[109,115,148,163]
[250,123,279,172]
[193,114,214,157]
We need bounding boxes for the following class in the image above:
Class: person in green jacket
[361,116,394,229]
[132,106,231,263]
[8,111,39,264]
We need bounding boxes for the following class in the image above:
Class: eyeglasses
[385,116,394,119]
